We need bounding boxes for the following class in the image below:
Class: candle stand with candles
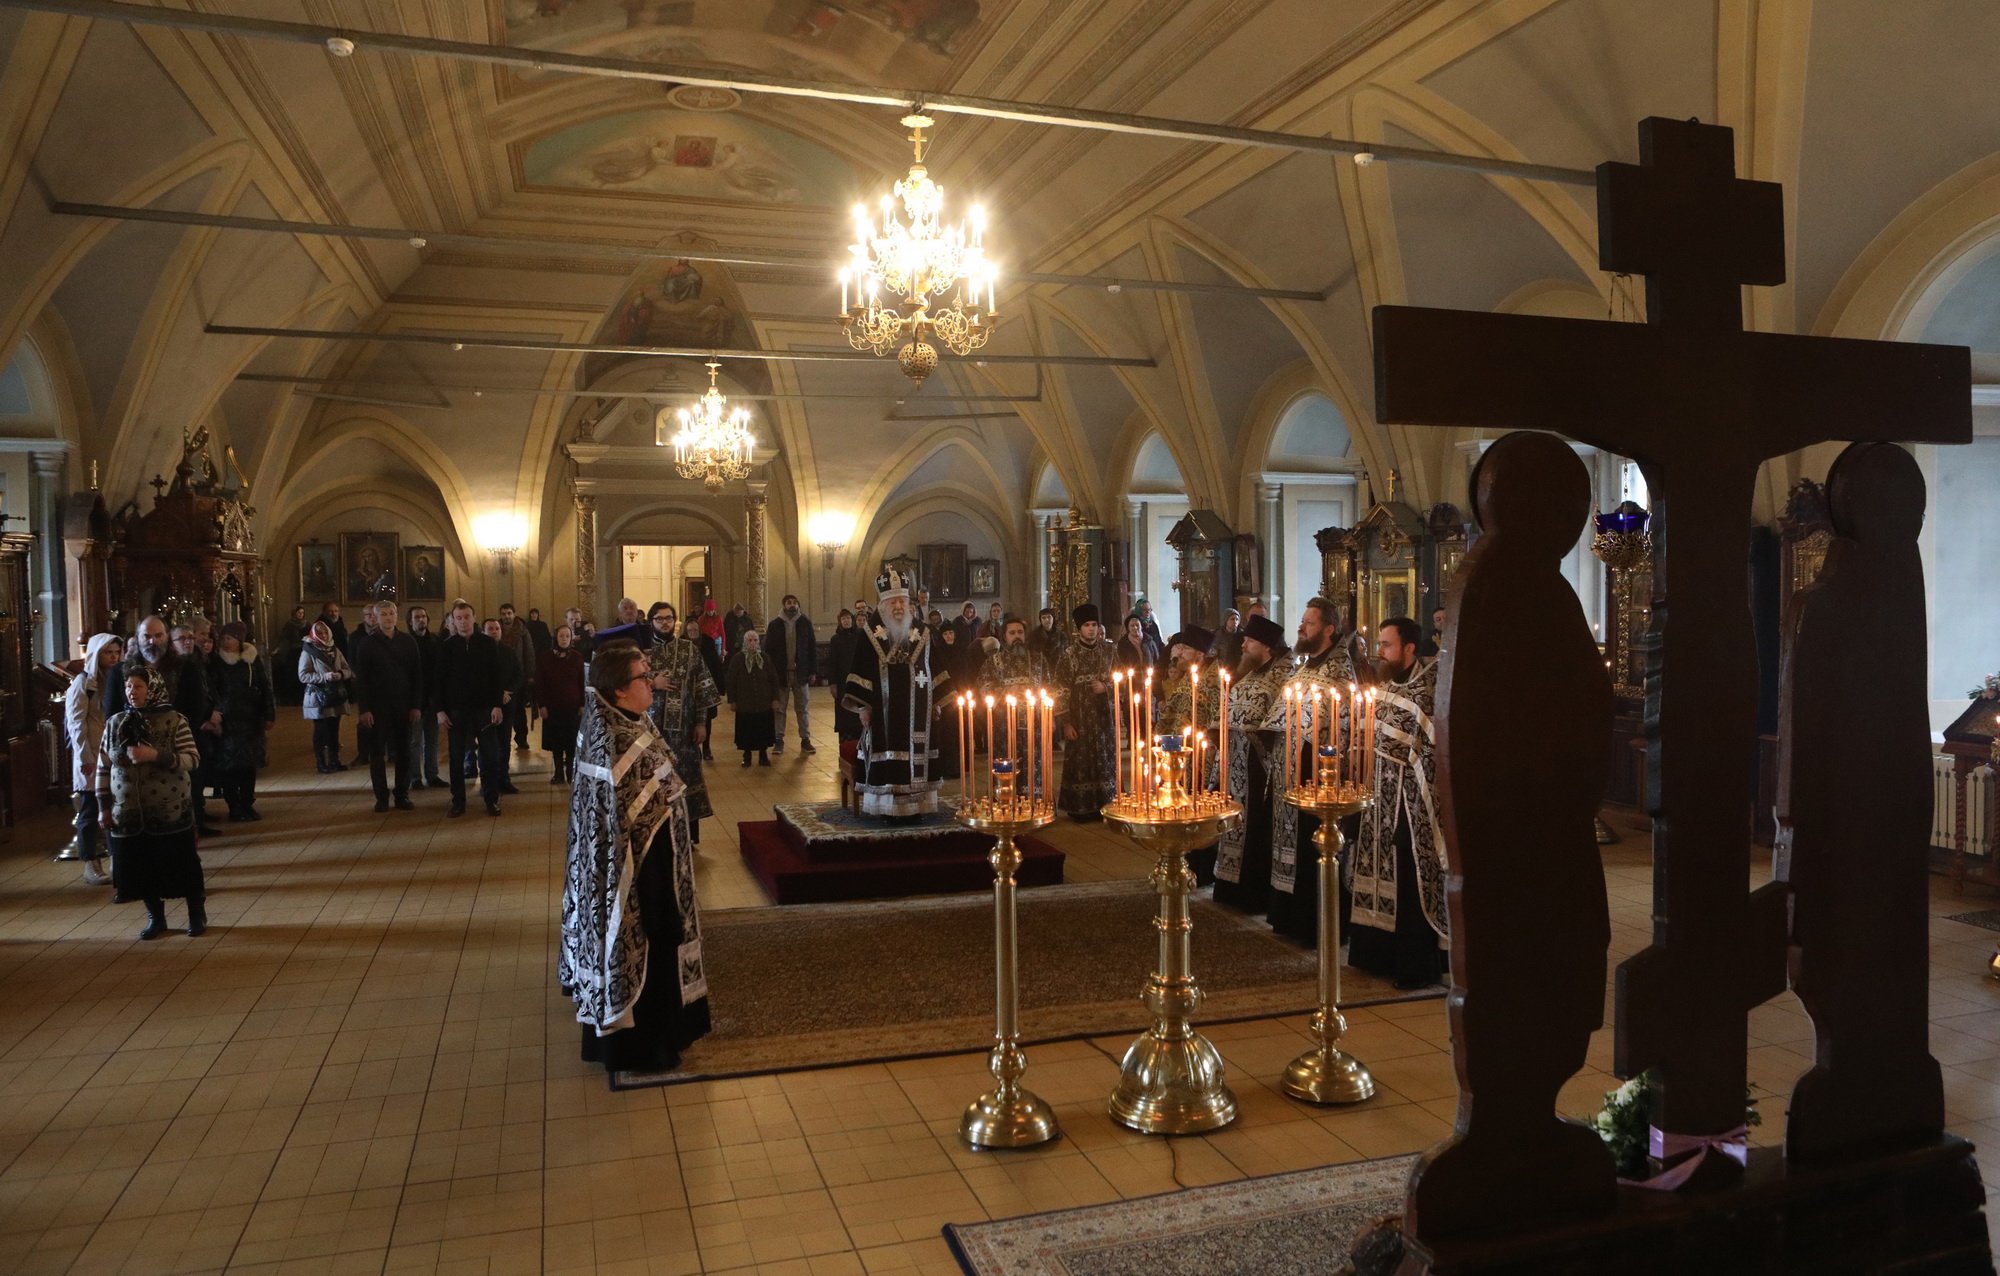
[953,692,1061,1149]
[1277,685,1378,1105]
[1099,663,1242,1134]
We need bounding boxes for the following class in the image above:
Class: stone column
[31,450,67,660]
[744,481,768,626]
[573,489,598,622]
[1125,499,1144,610]
[1255,479,1282,619]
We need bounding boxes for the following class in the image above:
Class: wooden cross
[1374,117,1969,1169]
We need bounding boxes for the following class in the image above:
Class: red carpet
[737,808,1065,904]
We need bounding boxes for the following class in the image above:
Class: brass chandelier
[839,113,997,386]
[659,361,755,490]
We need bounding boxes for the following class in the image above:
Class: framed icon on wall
[402,545,446,600]
[341,531,400,601]
[297,543,337,602]
[969,559,999,597]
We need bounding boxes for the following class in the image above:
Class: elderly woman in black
[208,621,275,821]
[98,668,205,939]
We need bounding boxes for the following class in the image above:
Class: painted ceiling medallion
[666,84,743,112]
[838,113,997,386]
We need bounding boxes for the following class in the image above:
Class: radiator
[1933,753,1994,859]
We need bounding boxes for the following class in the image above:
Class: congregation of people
[63,579,1448,1086]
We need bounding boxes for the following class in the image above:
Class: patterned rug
[613,880,1444,1088]
[944,1155,1417,1275]
[776,799,967,842]
[1945,909,2000,932]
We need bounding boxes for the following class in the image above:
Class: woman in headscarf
[723,628,781,767]
[208,622,275,821]
[97,666,205,939]
[65,633,123,887]
[536,623,586,784]
[560,643,711,1075]
[299,620,355,773]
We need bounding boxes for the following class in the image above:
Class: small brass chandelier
[659,361,755,490]
[839,113,997,386]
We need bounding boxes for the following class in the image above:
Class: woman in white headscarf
[559,642,711,1076]
[65,632,123,887]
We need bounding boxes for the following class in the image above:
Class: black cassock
[841,620,949,817]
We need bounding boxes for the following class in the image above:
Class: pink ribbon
[1618,1124,1750,1191]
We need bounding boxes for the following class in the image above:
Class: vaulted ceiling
[1,0,1995,603]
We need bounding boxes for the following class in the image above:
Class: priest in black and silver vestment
[842,565,948,818]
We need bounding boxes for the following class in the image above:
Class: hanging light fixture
[658,360,755,490]
[839,113,997,386]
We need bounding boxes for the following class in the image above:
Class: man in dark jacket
[486,616,525,796]
[316,602,350,656]
[723,602,753,656]
[407,605,443,787]
[524,607,554,658]
[353,601,424,812]
[764,594,818,756]
[433,602,505,817]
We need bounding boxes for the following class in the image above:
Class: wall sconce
[474,512,527,575]
[807,510,855,569]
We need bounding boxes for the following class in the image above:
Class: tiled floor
[0,704,1994,1274]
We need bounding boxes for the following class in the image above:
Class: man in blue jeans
[765,594,817,756]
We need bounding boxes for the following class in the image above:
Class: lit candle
[1044,691,1055,811]
[1218,669,1230,797]
[984,695,996,803]
[1111,671,1124,798]
[1309,688,1321,786]
[1189,661,1200,744]
[839,267,850,313]
[1143,669,1153,749]
[1348,682,1360,795]
[1006,694,1017,781]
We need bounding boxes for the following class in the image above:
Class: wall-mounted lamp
[474,512,527,576]
[807,510,856,570]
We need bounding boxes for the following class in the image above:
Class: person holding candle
[1261,597,1367,947]
[977,616,1052,793]
[1213,614,1291,915]
[1051,604,1117,820]
[842,565,947,820]
[1348,616,1447,989]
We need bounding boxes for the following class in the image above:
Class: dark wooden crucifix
[1374,118,1969,1182]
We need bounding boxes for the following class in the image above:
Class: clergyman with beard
[842,565,945,819]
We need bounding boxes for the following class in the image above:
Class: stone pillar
[745,481,768,626]
[1255,479,1283,621]
[1125,499,1144,610]
[30,450,67,660]
[573,489,598,622]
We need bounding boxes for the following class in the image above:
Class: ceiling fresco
[519,106,856,204]
[497,0,993,91]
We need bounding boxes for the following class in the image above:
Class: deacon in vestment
[978,616,1053,792]
[1052,604,1116,819]
[1262,597,1367,946]
[1212,614,1291,915]
[843,566,947,818]
[560,647,710,1075]
[1348,616,1449,989]
[643,602,720,843]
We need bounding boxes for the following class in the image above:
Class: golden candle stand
[1100,788,1243,1135]
[1279,781,1377,1105]
[955,787,1061,1150]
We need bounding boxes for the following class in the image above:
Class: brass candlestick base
[1281,784,1376,1106]
[1101,799,1243,1135]
[956,802,1061,1149]
[53,834,85,861]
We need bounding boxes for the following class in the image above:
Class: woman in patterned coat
[97,667,205,939]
